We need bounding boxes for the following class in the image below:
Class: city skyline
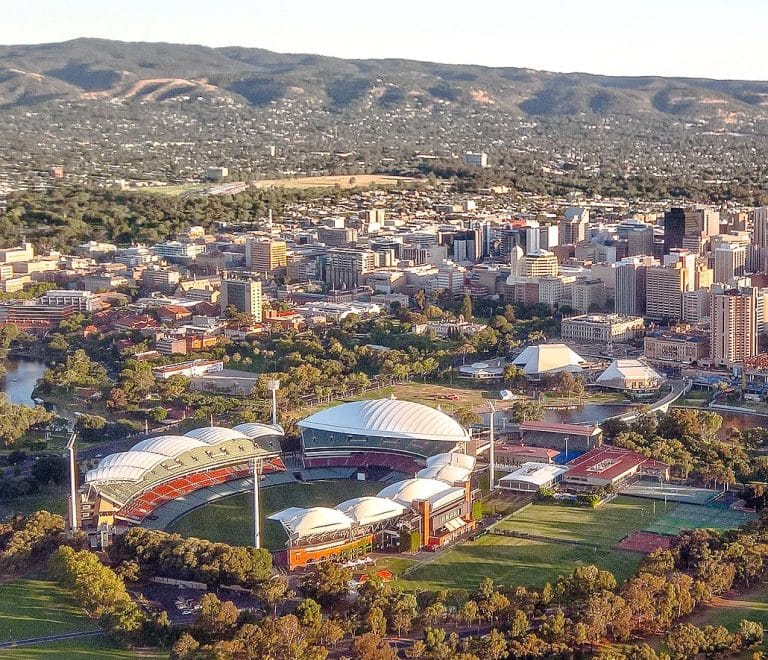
[3,0,768,80]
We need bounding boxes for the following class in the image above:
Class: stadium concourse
[79,423,285,532]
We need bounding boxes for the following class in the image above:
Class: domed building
[298,398,471,462]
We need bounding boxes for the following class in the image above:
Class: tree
[194,593,239,639]
[365,605,387,636]
[300,563,351,606]
[452,406,481,430]
[502,364,525,387]
[458,600,479,632]
[31,455,66,486]
[295,597,323,631]
[460,294,473,322]
[480,629,507,660]
[738,619,764,648]
[170,632,200,660]
[351,632,398,660]
[665,623,706,659]
[258,575,292,616]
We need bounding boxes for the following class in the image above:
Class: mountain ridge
[1,37,768,125]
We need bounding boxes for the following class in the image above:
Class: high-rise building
[710,288,756,367]
[324,248,376,290]
[713,243,747,284]
[615,258,655,316]
[539,224,559,251]
[525,222,541,255]
[246,238,287,274]
[220,278,263,321]
[663,208,685,255]
[753,207,768,248]
[684,207,720,238]
[559,208,589,245]
[522,250,559,278]
[572,278,608,314]
[626,226,654,257]
[645,264,687,321]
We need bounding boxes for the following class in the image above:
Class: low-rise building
[152,359,224,380]
[561,314,644,343]
[496,462,568,492]
[643,332,710,365]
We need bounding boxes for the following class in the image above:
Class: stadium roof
[335,496,406,526]
[425,452,476,471]
[512,344,585,375]
[85,465,148,484]
[416,464,472,483]
[185,426,249,444]
[298,399,470,443]
[232,422,284,438]
[498,462,569,487]
[377,478,454,506]
[596,359,664,389]
[268,506,352,540]
[97,451,166,472]
[130,435,208,456]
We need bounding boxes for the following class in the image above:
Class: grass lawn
[2,637,167,659]
[397,535,642,592]
[0,490,68,519]
[168,479,383,550]
[0,579,98,644]
[252,174,413,189]
[497,496,664,548]
[690,583,768,632]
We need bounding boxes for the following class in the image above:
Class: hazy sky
[4,0,768,80]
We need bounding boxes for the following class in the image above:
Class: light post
[267,379,280,427]
[488,401,496,491]
[253,457,263,549]
[66,432,78,535]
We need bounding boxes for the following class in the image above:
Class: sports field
[496,496,664,548]
[168,479,382,550]
[397,534,642,591]
[3,637,167,659]
[0,579,98,643]
[621,481,719,505]
[643,503,756,536]
[253,174,413,189]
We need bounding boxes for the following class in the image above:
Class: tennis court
[622,480,719,505]
[642,502,757,536]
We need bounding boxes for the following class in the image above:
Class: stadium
[79,423,285,529]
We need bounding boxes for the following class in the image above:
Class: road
[0,629,105,648]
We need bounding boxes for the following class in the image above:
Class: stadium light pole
[66,432,78,535]
[252,457,263,549]
[267,379,280,427]
[488,401,496,491]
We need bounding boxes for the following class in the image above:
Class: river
[2,358,47,407]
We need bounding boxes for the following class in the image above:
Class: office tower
[645,264,686,321]
[522,250,559,278]
[572,278,608,314]
[324,248,376,290]
[220,278,263,321]
[615,260,650,316]
[710,288,757,366]
[539,224,559,250]
[713,244,747,284]
[663,208,685,254]
[509,245,524,276]
[682,289,711,323]
[559,207,589,245]
[626,226,654,257]
[684,208,720,238]
[246,237,287,274]
[318,226,358,247]
[753,207,768,247]
[525,222,541,254]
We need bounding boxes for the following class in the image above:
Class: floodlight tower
[252,456,263,549]
[488,401,496,491]
[66,432,78,535]
[267,379,280,427]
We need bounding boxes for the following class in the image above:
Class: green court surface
[0,579,98,644]
[495,496,665,548]
[397,534,642,591]
[621,481,719,505]
[642,503,757,536]
[168,479,382,550]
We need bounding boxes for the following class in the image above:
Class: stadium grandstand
[79,423,284,530]
[298,399,472,479]
[269,452,478,569]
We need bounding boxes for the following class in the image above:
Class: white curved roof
[417,464,472,483]
[596,359,663,387]
[97,451,166,472]
[513,344,585,375]
[232,423,284,438]
[298,399,470,443]
[336,496,406,525]
[377,478,453,506]
[130,435,208,456]
[269,507,352,539]
[426,452,476,471]
[185,426,249,445]
[85,464,147,483]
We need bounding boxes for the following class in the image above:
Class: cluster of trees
[49,546,170,646]
[0,453,66,500]
[0,510,68,572]
[0,393,55,447]
[41,348,110,391]
[108,528,272,589]
[605,408,766,485]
